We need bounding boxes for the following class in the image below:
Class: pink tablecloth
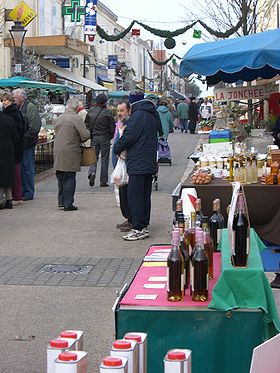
[120,245,221,307]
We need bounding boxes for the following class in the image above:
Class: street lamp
[9,20,27,76]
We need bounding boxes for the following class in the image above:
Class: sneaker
[64,205,78,211]
[123,229,148,241]
[141,227,149,238]
[89,173,96,187]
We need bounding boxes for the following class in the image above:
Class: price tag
[144,283,165,289]
[148,276,167,282]
[135,294,158,300]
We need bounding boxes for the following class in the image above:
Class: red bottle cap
[113,340,131,349]
[103,356,123,367]
[60,331,78,339]
[167,351,186,360]
[50,339,69,348]
[58,352,78,361]
[124,334,142,342]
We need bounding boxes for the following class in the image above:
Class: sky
[100,0,213,96]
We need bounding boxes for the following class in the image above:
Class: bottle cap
[50,339,69,348]
[113,340,131,349]
[60,331,77,339]
[58,352,77,362]
[167,351,186,360]
[124,333,142,342]
[103,356,123,367]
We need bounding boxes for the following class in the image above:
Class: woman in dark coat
[2,92,25,204]
[0,110,19,209]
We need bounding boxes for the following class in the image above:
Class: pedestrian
[188,97,199,134]
[199,97,213,120]
[0,110,19,209]
[12,88,42,201]
[53,97,90,211]
[85,93,115,188]
[113,90,160,241]
[2,92,25,205]
[113,101,133,233]
[177,98,189,133]
[157,100,174,138]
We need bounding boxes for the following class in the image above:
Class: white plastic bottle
[164,349,192,373]
[110,339,138,373]
[100,356,128,373]
[54,351,88,373]
[59,330,84,351]
[124,332,147,373]
[47,338,75,373]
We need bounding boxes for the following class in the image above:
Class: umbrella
[0,76,77,93]
[179,28,280,85]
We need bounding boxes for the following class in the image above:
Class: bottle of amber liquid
[232,193,249,267]
[177,214,189,292]
[209,199,224,252]
[202,217,214,279]
[195,198,203,227]
[167,230,184,301]
[191,228,209,302]
[188,211,197,257]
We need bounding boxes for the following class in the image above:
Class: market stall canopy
[108,90,130,98]
[179,28,280,85]
[0,76,76,93]
[39,59,107,92]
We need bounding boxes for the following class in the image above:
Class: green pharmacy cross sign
[62,0,85,22]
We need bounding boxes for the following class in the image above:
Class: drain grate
[39,264,93,275]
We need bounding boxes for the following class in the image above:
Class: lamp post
[9,20,27,76]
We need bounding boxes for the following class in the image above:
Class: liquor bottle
[195,198,203,227]
[215,199,225,228]
[173,199,183,227]
[228,154,234,182]
[209,199,224,252]
[177,214,189,291]
[202,217,214,279]
[188,211,197,257]
[167,230,184,301]
[245,156,252,184]
[232,193,249,267]
[191,227,209,302]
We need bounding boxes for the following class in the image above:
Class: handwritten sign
[202,142,233,157]
[214,85,277,102]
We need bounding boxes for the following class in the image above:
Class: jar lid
[167,351,186,360]
[113,340,131,349]
[58,352,77,362]
[50,339,68,348]
[103,356,123,367]
[124,333,142,342]
[60,331,77,339]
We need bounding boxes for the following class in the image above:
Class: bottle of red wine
[167,230,184,301]
[216,198,225,228]
[232,193,249,267]
[191,227,209,302]
[177,214,190,291]
[209,199,224,252]
[202,217,214,279]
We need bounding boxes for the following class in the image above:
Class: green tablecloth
[209,229,280,337]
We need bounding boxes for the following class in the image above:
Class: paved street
[0,131,200,372]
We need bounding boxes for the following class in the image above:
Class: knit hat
[128,90,145,104]
[95,93,108,104]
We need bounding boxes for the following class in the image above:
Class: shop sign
[84,0,98,35]
[9,1,37,27]
[214,85,275,102]
[53,58,70,68]
[108,55,118,69]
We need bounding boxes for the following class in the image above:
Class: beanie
[128,90,145,104]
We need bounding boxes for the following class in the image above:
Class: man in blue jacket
[113,90,162,241]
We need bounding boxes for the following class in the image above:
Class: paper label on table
[144,283,165,289]
[154,249,171,253]
[142,262,167,267]
[135,294,158,300]
[148,276,167,282]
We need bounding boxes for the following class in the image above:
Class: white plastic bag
[111,158,129,186]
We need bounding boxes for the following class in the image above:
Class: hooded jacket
[113,99,160,175]
[157,105,173,138]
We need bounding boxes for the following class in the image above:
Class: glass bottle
[202,217,214,279]
[188,211,197,257]
[183,224,191,290]
[209,199,224,252]
[251,152,258,184]
[245,156,252,184]
[191,227,209,302]
[195,198,203,227]
[177,214,188,293]
[173,199,183,228]
[232,193,249,267]
[215,198,225,228]
[228,154,234,182]
[167,230,184,301]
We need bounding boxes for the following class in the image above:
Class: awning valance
[97,74,113,83]
[39,59,107,91]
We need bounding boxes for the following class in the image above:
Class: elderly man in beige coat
[54,97,90,211]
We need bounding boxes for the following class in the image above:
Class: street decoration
[193,29,202,38]
[147,51,181,66]
[62,0,85,22]
[164,37,176,49]
[9,1,37,27]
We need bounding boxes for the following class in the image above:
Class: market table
[114,232,280,373]
[181,175,280,245]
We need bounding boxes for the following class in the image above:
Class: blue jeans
[180,119,188,133]
[56,171,76,208]
[88,136,111,184]
[21,147,35,199]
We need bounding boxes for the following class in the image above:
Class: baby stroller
[152,162,159,191]
[157,138,172,166]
